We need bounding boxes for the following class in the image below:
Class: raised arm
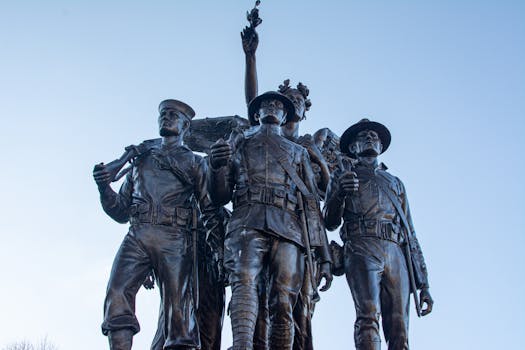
[242,26,259,105]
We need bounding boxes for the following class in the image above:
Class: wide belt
[233,186,298,213]
[129,203,193,227]
[342,219,403,244]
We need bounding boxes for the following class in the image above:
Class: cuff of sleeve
[316,246,333,265]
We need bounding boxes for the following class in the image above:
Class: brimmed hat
[339,118,391,157]
[158,99,196,120]
[247,91,296,126]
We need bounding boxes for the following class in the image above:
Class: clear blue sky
[0,1,523,349]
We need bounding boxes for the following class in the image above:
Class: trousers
[253,253,318,350]
[345,237,410,350]
[224,228,305,350]
[101,224,199,349]
[151,242,225,350]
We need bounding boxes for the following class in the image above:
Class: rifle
[263,136,321,302]
[192,206,200,310]
[297,192,321,303]
[94,139,159,182]
[94,115,251,180]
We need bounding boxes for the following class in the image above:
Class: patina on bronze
[93,99,224,350]
[323,118,434,350]
[150,204,229,350]
[242,8,336,348]
[208,91,333,350]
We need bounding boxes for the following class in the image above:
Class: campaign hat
[339,118,391,157]
[247,91,297,126]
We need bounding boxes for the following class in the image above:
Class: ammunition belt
[233,185,298,213]
[129,203,193,227]
[342,218,403,244]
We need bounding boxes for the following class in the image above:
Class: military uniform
[150,205,228,350]
[209,124,331,350]
[324,157,429,350]
[99,143,221,349]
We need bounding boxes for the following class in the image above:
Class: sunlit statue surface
[324,118,434,350]
[208,91,333,350]
[93,100,224,350]
[241,7,339,348]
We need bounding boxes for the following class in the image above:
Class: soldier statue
[323,118,434,350]
[93,99,223,350]
[208,91,333,350]
[241,11,333,349]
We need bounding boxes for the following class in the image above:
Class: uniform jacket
[208,126,331,262]
[99,143,220,233]
[324,160,429,288]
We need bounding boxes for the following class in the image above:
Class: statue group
[93,3,433,350]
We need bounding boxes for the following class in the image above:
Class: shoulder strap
[375,173,411,238]
[150,147,195,186]
[264,135,312,198]
[375,171,423,314]
[167,152,195,186]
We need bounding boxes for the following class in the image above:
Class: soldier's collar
[356,160,388,170]
[158,143,192,154]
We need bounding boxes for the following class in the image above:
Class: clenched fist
[336,171,359,197]
[93,163,112,193]
[210,138,232,169]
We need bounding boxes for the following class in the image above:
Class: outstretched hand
[419,288,434,316]
[241,26,259,56]
[317,262,333,292]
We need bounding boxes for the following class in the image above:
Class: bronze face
[158,108,190,137]
[284,90,306,120]
[350,129,383,157]
[258,98,287,125]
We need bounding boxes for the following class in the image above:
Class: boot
[230,283,259,350]
[108,329,134,350]
[269,321,294,350]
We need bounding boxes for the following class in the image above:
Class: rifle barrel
[297,192,320,302]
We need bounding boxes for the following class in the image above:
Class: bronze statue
[150,203,230,350]
[323,118,434,350]
[93,99,224,350]
[208,91,333,350]
[242,10,334,348]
